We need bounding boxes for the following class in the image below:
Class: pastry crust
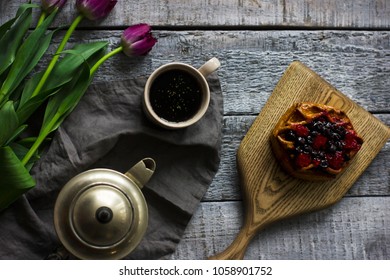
[271,102,363,181]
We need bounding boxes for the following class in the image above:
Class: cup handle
[198,57,221,78]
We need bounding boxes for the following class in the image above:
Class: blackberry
[295,146,304,155]
[297,137,306,145]
[320,160,329,168]
[285,130,296,141]
[327,143,337,153]
[310,130,320,137]
[303,145,313,154]
[312,122,324,132]
[335,141,343,150]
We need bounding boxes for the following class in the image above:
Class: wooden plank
[170,197,390,259]
[36,30,390,113]
[205,115,390,201]
[21,29,390,200]
[1,0,389,29]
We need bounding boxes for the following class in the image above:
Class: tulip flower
[121,24,158,57]
[41,0,67,13]
[36,0,67,28]
[89,24,157,75]
[76,0,118,21]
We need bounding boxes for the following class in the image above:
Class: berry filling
[293,124,309,137]
[295,153,312,168]
[312,134,327,150]
[284,116,362,170]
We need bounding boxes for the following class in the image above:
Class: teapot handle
[125,158,156,189]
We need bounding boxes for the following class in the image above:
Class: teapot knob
[95,207,113,224]
[124,158,156,189]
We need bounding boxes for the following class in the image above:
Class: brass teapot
[53,158,156,259]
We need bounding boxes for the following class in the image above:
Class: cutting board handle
[208,223,254,260]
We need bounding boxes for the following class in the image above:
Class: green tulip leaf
[16,41,108,125]
[0,18,16,41]
[8,142,30,160]
[20,63,91,167]
[0,4,36,77]
[0,146,36,211]
[4,125,28,147]
[42,41,109,93]
[0,3,37,40]
[18,71,45,108]
[0,101,19,147]
[10,141,41,172]
[43,44,108,128]
[16,87,61,125]
[41,61,92,136]
[20,44,107,166]
[0,10,57,99]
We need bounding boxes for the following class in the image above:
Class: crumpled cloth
[0,73,223,259]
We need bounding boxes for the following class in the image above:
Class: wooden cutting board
[209,61,390,260]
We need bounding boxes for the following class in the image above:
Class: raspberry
[295,153,312,168]
[326,151,344,169]
[312,158,321,167]
[294,124,309,137]
[344,138,356,149]
[343,130,362,151]
[312,135,328,150]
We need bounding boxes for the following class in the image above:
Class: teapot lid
[54,168,148,260]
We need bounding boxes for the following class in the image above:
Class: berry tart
[270,102,363,180]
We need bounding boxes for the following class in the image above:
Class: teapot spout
[125,158,156,189]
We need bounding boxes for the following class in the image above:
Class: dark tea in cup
[149,69,202,122]
[143,58,220,129]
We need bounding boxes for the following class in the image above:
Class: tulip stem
[30,14,84,99]
[36,11,47,28]
[21,116,58,166]
[22,14,84,167]
[90,46,123,76]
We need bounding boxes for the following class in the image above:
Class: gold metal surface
[54,158,156,259]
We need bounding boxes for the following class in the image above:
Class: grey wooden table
[1,0,389,260]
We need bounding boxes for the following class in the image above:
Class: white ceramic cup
[143,57,220,129]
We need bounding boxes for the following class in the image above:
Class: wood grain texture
[209,61,390,259]
[1,0,389,29]
[170,197,390,260]
[38,30,390,113]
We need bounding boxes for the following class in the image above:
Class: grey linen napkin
[0,74,223,259]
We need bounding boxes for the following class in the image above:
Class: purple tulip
[121,24,158,57]
[41,0,67,13]
[76,0,117,21]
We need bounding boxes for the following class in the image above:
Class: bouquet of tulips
[0,0,157,211]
